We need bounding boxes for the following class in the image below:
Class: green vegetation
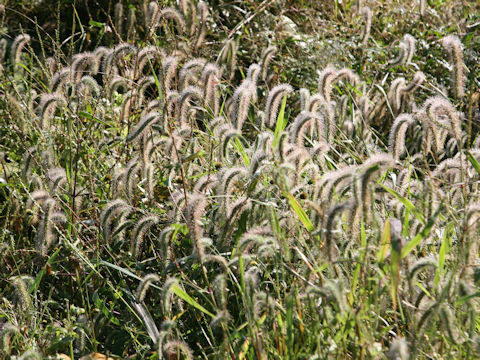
[1,0,480,358]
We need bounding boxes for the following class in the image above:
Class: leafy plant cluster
[1,0,480,359]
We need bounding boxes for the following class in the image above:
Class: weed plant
[0,0,480,359]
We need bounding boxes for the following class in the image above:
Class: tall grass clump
[1,0,480,359]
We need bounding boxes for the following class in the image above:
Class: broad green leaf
[93,289,120,325]
[89,20,104,28]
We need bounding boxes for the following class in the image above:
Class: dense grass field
[1,0,480,358]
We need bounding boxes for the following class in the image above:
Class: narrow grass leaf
[415,281,433,299]
[150,57,163,100]
[390,236,401,310]
[286,293,294,359]
[378,218,391,264]
[360,219,367,248]
[380,183,425,225]
[123,288,160,343]
[434,223,452,287]
[349,262,361,305]
[238,249,246,296]
[286,192,314,231]
[171,284,215,318]
[78,111,109,126]
[234,138,250,166]
[401,205,442,258]
[272,94,288,148]
[456,291,480,306]
[97,260,143,281]
[468,152,480,175]
[31,247,61,293]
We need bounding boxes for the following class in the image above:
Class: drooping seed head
[161,7,186,34]
[136,273,160,302]
[246,63,261,85]
[184,193,208,259]
[230,80,256,131]
[388,77,406,114]
[71,51,99,83]
[163,340,193,360]
[100,199,130,243]
[50,68,73,93]
[388,113,416,160]
[260,45,277,81]
[263,83,293,129]
[424,96,461,141]
[178,85,203,127]
[403,71,425,93]
[130,215,159,258]
[11,34,31,67]
[360,7,372,45]
[145,1,160,37]
[318,66,337,103]
[135,45,165,76]
[126,111,162,143]
[216,39,237,80]
[386,337,409,360]
[289,111,325,146]
[163,56,179,92]
[403,34,416,65]
[201,63,221,115]
[442,35,464,99]
[38,93,67,130]
[194,1,209,51]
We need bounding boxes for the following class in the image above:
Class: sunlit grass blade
[234,137,250,166]
[272,94,288,148]
[378,218,391,264]
[124,289,160,343]
[286,192,314,231]
[401,205,442,259]
[78,111,109,126]
[380,183,425,225]
[468,151,480,175]
[171,284,215,318]
[456,291,480,306]
[349,221,367,304]
[434,223,453,288]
